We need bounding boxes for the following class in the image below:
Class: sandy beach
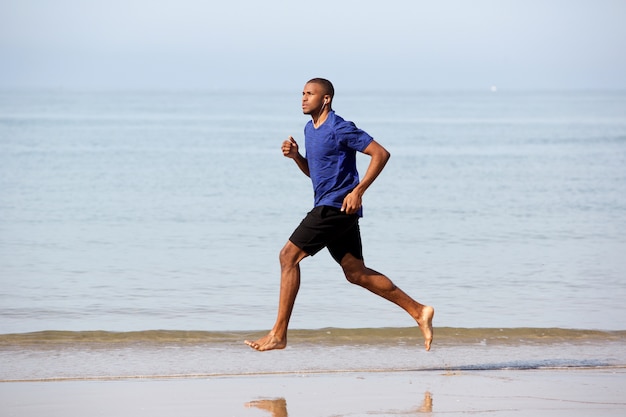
[1,367,624,417]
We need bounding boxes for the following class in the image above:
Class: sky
[1,0,625,91]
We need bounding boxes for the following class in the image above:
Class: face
[301,82,327,115]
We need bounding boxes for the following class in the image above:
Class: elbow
[382,148,391,164]
[374,148,390,167]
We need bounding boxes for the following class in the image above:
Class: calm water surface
[1,90,625,334]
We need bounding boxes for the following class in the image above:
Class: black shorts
[289,206,363,263]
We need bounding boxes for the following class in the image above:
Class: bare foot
[244,333,287,351]
[417,305,434,351]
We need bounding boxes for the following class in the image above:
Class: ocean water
[2,89,625,335]
[1,89,625,380]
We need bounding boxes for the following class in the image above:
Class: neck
[312,108,330,128]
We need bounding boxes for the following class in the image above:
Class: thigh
[289,206,359,257]
[327,218,363,264]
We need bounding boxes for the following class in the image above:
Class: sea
[1,89,625,381]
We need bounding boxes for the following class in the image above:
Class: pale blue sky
[1,0,625,91]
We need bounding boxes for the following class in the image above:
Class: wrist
[352,184,366,197]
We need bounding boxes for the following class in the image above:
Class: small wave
[1,327,624,349]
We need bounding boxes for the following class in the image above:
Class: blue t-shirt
[304,111,374,216]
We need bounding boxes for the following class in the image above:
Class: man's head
[307,78,334,100]
[302,78,334,115]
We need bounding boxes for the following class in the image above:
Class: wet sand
[1,368,625,416]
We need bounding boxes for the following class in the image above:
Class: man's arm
[282,136,310,177]
[341,140,390,214]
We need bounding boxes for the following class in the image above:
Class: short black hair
[307,78,334,99]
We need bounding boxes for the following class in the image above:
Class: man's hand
[282,136,299,159]
[282,136,310,177]
[340,140,390,215]
[341,190,363,215]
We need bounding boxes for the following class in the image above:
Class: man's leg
[245,241,308,351]
[339,254,435,351]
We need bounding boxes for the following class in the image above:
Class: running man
[245,78,434,352]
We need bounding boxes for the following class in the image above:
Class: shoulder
[330,112,348,126]
[330,112,359,133]
[331,112,373,151]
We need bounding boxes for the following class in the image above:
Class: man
[245,78,434,352]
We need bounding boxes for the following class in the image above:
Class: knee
[344,269,362,285]
[341,255,366,285]
[279,246,292,268]
[279,242,304,269]
[342,261,366,285]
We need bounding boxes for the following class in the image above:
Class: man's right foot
[417,306,435,351]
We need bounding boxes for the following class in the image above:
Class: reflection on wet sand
[416,391,433,414]
[245,391,432,416]
[245,397,288,417]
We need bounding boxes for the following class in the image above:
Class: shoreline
[1,368,625,416]
[2,364,625,384]
[2,331,625,382]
